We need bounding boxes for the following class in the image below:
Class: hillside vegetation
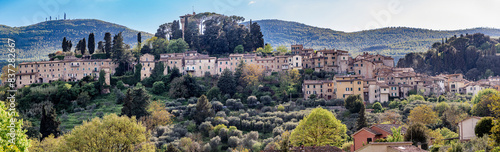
[250,19,500,60]
[397,33,500,80]
[0,19,153,62]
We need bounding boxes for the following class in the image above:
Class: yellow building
[335,75,364,99]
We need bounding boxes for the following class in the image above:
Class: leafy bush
[260,95,274,106]
[226,99,245,110]
[247,96,259,108]
[116,80,126,90]
[199,121,213,136]
[209,136,221,151]
[228,136,240,148]
[152,81,166,94]
[475,117,494,137]
[277,105,285,111]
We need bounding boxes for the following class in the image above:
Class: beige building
[16,56,116,88]
[160,53,184,74]
[139,54,155,80]
[184,55,217,77]
[302,80,335,100]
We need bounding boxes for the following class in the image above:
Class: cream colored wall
[16,59,117,88]
[459,117,480,141]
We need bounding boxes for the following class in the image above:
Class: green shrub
[116,80,126,90]
[152,81,166,94]
[91,53,108,59]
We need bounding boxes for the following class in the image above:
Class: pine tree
[121,86,150,118]
[112,32,132,76]
[250,22,264,51]
[171,20,182,40]
[217,69,237,96]
[40,106,61,139]
[193,95,214,124]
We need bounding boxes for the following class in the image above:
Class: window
[367,138,372,143]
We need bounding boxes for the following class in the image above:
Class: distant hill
[398,33,500,79]
[0,19,153,62]
[247,19,500,61]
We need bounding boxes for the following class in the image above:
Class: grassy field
[55,87,172,132]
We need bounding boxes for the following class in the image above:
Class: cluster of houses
[15,44,500,104]
[302,50,500,103]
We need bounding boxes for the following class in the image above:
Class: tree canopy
[0,101,30,151]
[289,107,347,147]
[61,114,154,151]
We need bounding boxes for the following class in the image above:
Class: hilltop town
[16,44,500,104]
[4,10,500,152]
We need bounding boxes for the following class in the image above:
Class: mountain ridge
[0,19,153,62]
[245,19,500,61]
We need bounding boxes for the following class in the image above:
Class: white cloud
[248,1,255,5]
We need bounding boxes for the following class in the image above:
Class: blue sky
[0,0,499,34]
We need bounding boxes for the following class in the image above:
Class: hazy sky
[0,0,499,33]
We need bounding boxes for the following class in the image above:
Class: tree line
[397,33,500,80]
[155,12,264,55]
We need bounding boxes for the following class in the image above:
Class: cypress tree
[81,38,86,55]
[356,101,368,130]
[88,33,95,54]
[62,37,68,52]
[104,32,112,58]
[40,106,61,139]
[137,32,142,44]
